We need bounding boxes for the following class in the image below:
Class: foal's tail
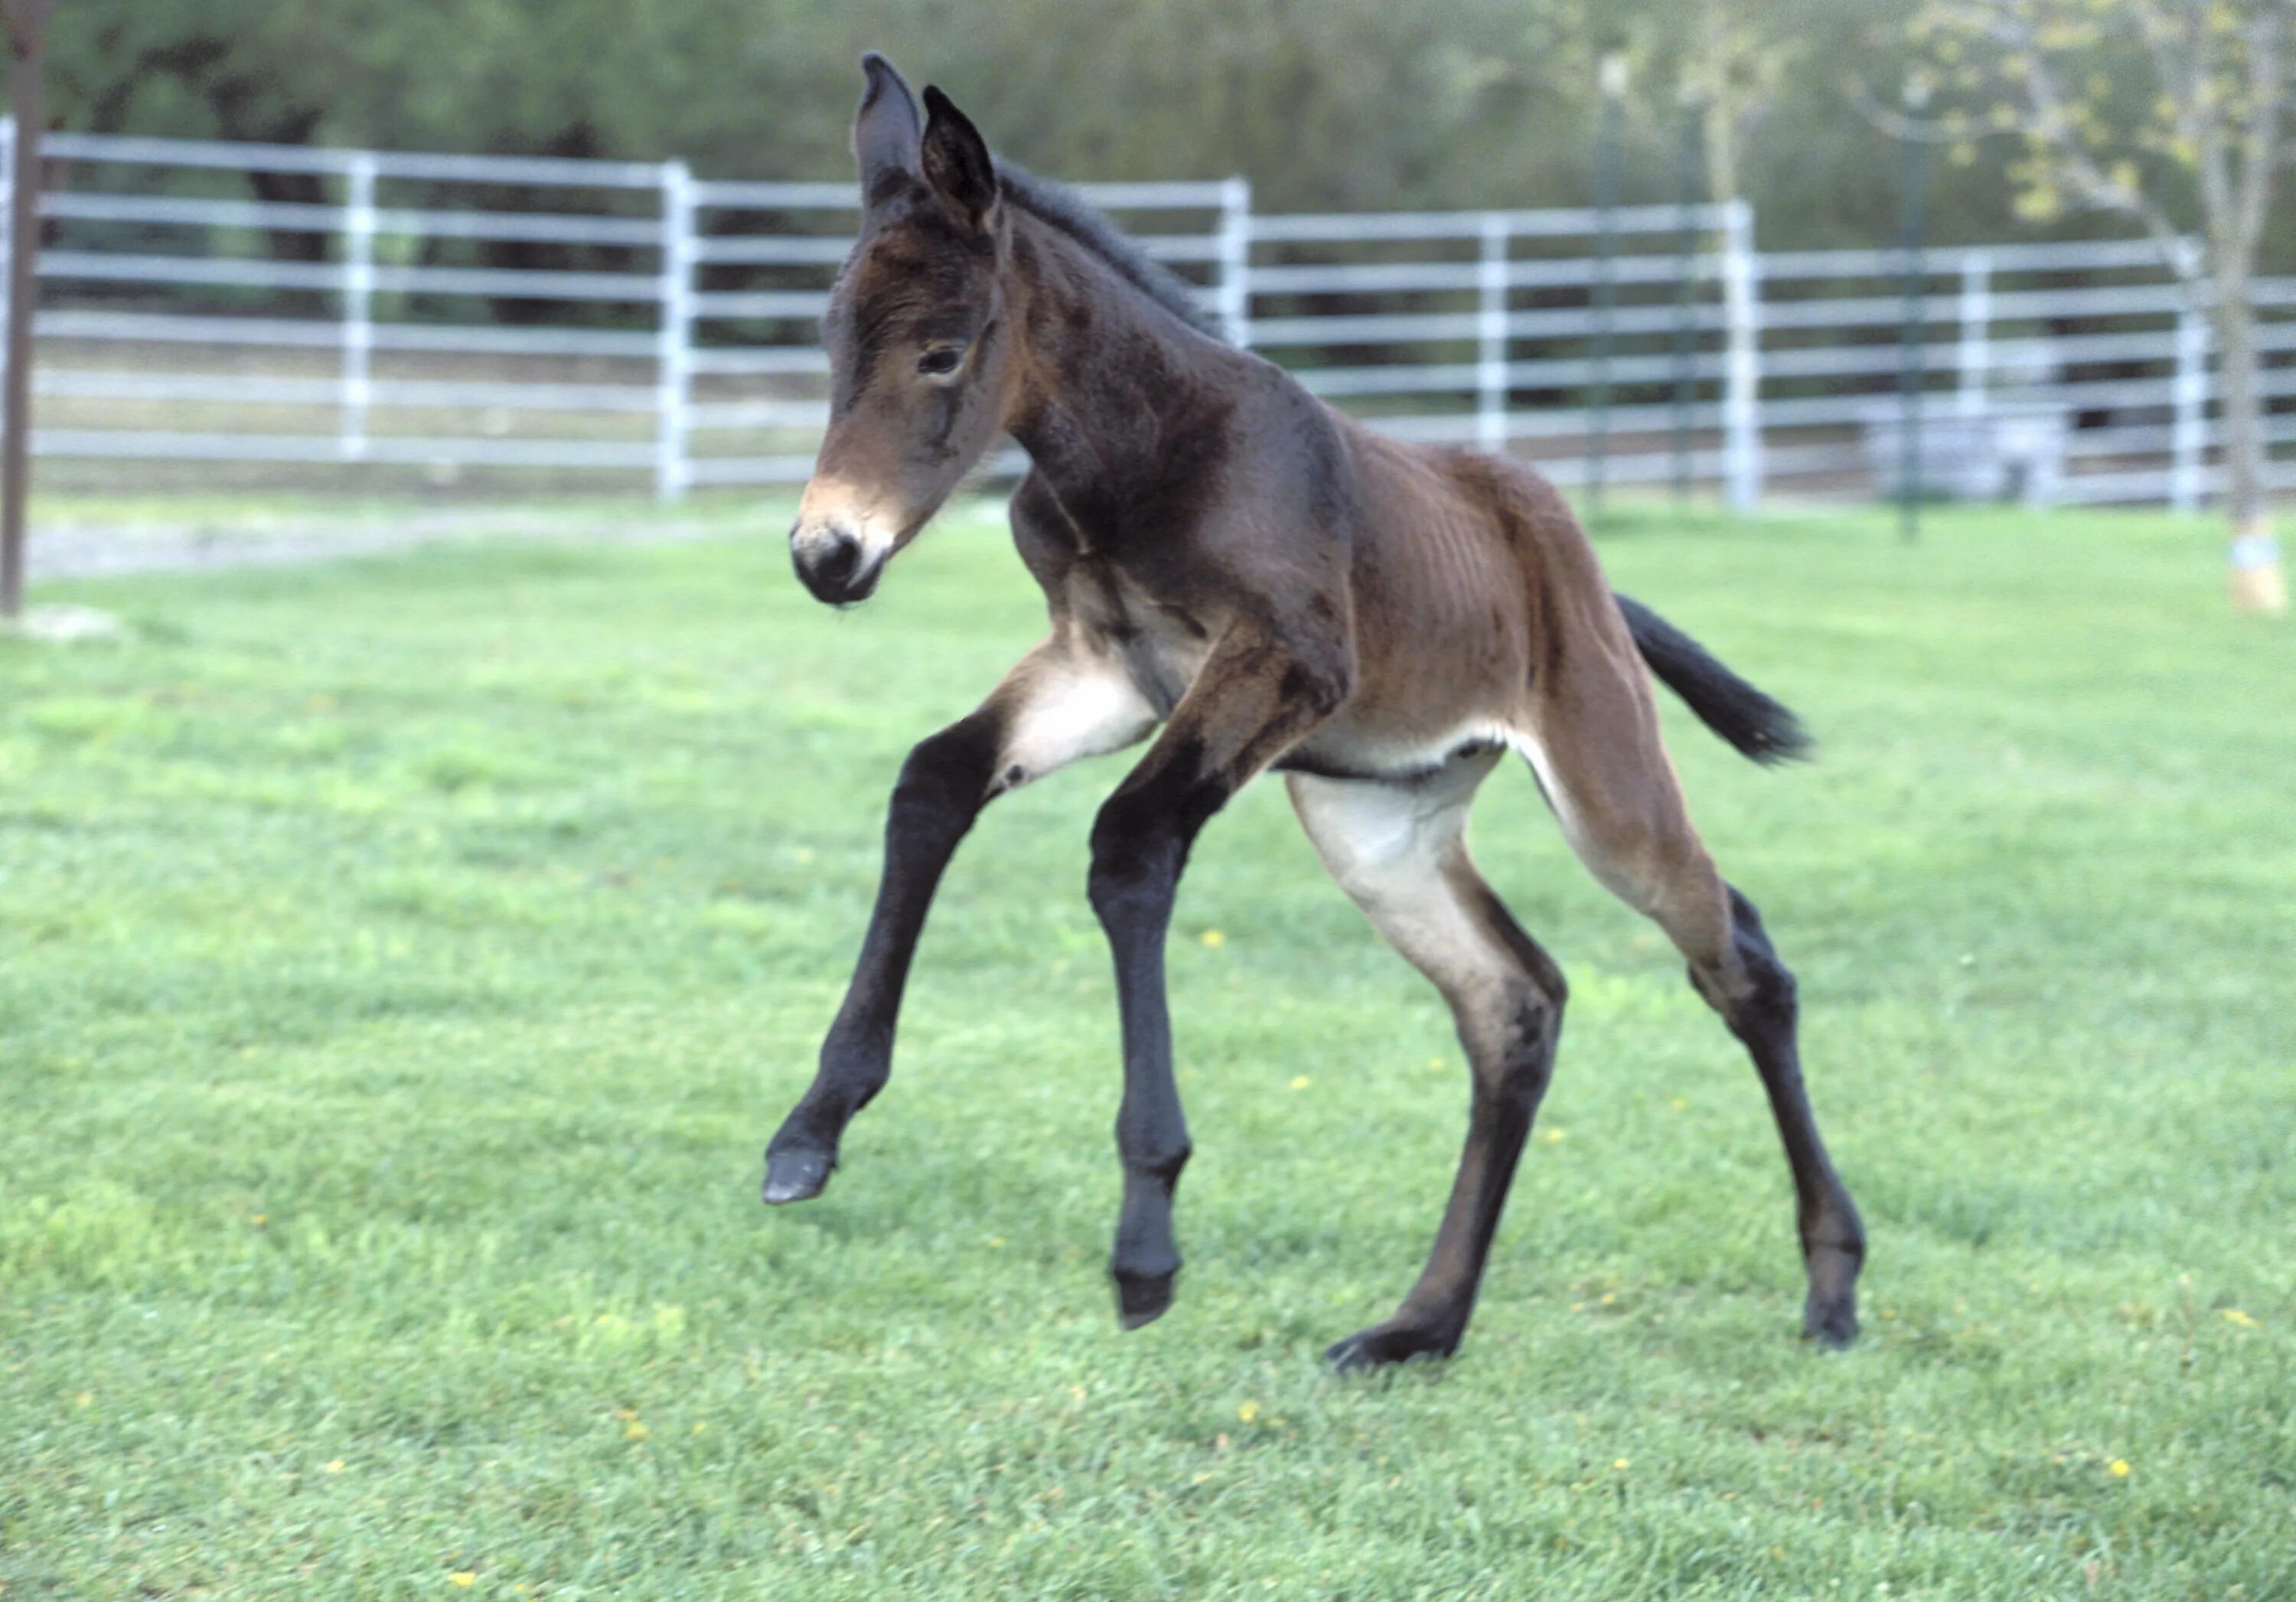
[1614,595,1812,768]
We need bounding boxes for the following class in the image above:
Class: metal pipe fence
[5,122,2291,509]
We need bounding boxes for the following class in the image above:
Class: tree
[1665,0,1806,220]
[1913,0,2291,613]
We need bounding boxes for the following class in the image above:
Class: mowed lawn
[3,501,2291,1600]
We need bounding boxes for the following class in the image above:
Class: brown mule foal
[761,54,1866,1368]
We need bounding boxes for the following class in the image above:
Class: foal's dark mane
[993,159,1227,341]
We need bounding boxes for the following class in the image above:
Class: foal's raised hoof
[761,1145,835,1206]
[1324,1320,1462,1374]
[1111,1265,1177,1330]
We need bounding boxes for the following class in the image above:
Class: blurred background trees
[48,0,2250,254]
[1910,0,2290,607]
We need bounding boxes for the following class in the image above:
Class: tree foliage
[39,0,1962,243]
[1907,0,2291,581]
[1910,0,2287,277]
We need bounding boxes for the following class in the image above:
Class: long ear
[853,52,923,201]
[920,85,999,228]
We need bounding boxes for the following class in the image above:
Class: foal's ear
[852,51,923,201]
[920,85,1000,229]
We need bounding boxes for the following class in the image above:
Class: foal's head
[790,55,1013,605]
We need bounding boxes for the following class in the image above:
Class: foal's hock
[764,54,1865,1369]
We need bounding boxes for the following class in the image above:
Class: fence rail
[6,122,2291,508]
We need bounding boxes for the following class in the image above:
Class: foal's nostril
[791,524,874,603]
[810,532,863,586]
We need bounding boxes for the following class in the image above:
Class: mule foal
[761,53,1867,1366]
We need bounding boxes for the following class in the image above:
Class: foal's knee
[889,718,1000,846]
[1689,886,1794,1029]
[1469,968,1566,1111]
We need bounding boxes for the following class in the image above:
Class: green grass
[3,501,2292,1600]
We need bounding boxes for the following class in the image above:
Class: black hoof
[762,1145,835,1206]
[1324,1320,1461,1373]
[1803,1298,1859,1349]
[1111,1265,1177,1330]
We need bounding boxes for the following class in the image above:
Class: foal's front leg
[1086,622,1352,1326]
[764,638,1156,1204]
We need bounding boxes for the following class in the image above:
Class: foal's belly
[1063,557,1525,785]
[1274,716,1515,785]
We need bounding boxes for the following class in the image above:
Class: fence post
[0,113,13,430]
[1957,250,1990,419]
[1896,82,1932,543]
[1671,107,1700,504]
[1720,198,1763,513]
[2172,304,2207,514]
[1587,53,1626,519]
[0,87,32,622]
[339,152,377,462]
[654,158,695,503]
[1217,175,1252,349]
[1477,213,1508,454]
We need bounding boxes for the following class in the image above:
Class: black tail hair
[1614,594,1812,767]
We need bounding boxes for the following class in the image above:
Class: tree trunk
[1,4,46,623]
[2214,279,2287,614]
[1701,93,1739,227]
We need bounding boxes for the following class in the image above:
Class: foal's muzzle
[790,521,887,606]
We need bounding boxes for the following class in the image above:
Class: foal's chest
[1062,558,1217,717]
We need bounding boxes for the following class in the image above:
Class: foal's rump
[1336,421,1809,776]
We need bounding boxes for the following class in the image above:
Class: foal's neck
[997,214,1235,545]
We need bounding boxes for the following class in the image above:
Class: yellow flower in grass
[1200,928,1226,948]
[2222,1308,2258,1328]
[1238,1401,1260,1423]
[449,1574,477,1588]
[1289,1075,1310,1091]
[2108,1459,2131,1479]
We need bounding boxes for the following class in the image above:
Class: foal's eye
[917,346,964,378]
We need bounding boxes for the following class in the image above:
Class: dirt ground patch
[23,501,768,582]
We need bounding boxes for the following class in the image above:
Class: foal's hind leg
[1694,883,1866,1345]
[1289,756,1566,1371]
[1521,713,1865,1346]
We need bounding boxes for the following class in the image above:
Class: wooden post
[0,0,48,621]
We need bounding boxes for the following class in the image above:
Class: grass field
[3,500,2292,1600]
